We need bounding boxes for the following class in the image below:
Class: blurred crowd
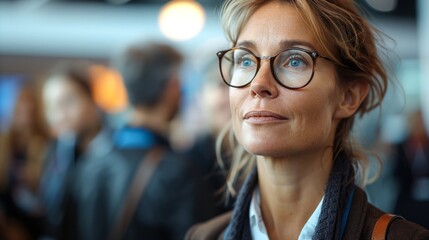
[0,41,232,240]
[0,40,428,240]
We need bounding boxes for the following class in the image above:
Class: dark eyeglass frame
[216,46,333,89]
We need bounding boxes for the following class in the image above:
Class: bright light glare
[159,0,205,41]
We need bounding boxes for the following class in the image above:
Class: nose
[250,60,279,99]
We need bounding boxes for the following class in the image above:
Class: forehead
[43,76,80,100]
[237,2,322,55]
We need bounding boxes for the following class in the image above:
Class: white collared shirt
[249,187,324,240]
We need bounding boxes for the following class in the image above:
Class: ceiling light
[159,0,205,41]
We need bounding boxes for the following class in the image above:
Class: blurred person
[200,60,232,144]
[186,0,429,239]
[186,58,233,216]
[63,42,211,240]
[0,83,49,239]
[39,62,113,239]
[392,110,429,228]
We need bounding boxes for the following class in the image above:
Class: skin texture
[229,2,368,239]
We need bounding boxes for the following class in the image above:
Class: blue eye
[288,58,305,68]
[235,56,256,69]
[241,58,254,67]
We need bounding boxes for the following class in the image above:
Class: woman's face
[43,77,98,137]
[230,2,343,158]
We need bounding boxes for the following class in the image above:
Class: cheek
[237,90,339,156]
[293,100,334,143]
[229,88,247,144]
[290,85,340,145]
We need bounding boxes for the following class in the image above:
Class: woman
[39,63,113,239]
[186,0,429,239]
[0,83,49,239]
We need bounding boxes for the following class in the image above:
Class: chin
[240,139,286,157]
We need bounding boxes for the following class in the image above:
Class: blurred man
[68,42,211,240]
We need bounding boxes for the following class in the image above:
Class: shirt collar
[249,186,324,240]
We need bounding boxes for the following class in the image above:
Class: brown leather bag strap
[371,214,403,240]
[109,147,165,240]
[185,211,232,240]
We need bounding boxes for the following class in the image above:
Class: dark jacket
[63,126,211,240]
[186,172,429,240]
[185,134,233,216]
[40,126,114,239]
[392,140,429,228]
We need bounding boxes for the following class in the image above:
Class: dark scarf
[224,154,355,240]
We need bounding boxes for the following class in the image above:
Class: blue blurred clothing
[40,134,75,229]
[40,126,114,239]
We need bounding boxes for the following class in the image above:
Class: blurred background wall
[0,0,426,132]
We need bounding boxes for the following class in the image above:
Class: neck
[257,149,333,240]
[128,107,170,137]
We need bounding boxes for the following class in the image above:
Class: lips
[243,110,288,124]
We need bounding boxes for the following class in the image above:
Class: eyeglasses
[217,47,332,89]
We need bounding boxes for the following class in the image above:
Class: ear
[334,80,369,119]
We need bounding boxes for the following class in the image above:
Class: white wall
[0,1,225,58]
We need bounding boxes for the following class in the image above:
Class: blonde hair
[217,0,388,198]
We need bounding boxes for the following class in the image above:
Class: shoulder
[185,211,232,240]
[363,195,429,239]
[109,147,200,189]
[155,151,207,198]
[387,217,429,239]
[346,187,429,239]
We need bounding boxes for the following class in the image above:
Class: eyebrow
[236,40,317,52]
